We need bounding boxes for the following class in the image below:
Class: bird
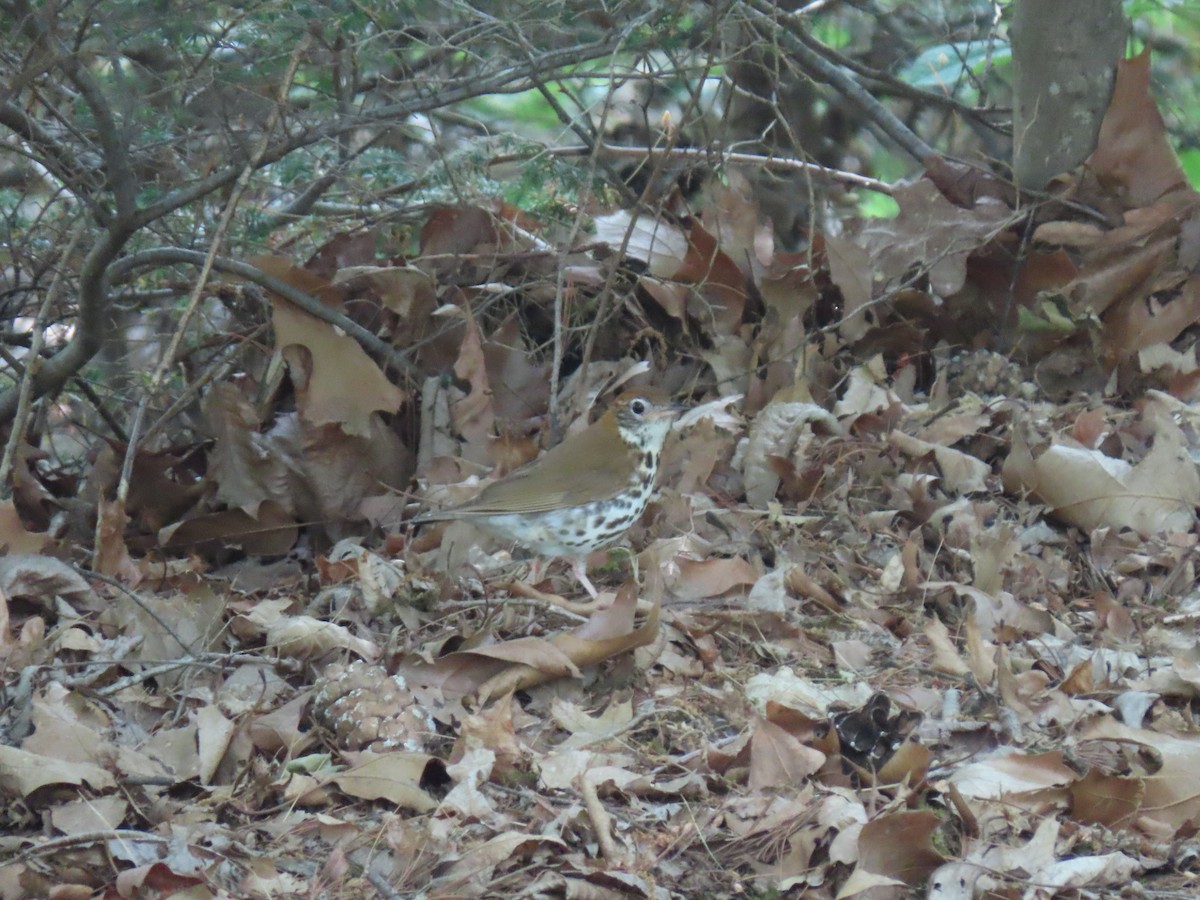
[412,389,680,598]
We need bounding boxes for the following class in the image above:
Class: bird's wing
[417,435,637,518]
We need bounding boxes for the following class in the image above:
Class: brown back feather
[416,410,638,517]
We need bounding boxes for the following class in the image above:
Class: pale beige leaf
[0,554,92,606]
[49,797,128,835]
[743,401,838,507]
[1003,417,1199,537]
[196,704,235,785]
[748,719,826,790]
[266,615,380,661]
[327,752,437,811]
[889,431,990,494]
[0,745,115,796]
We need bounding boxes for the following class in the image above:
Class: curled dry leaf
[394,585,659,706]
[888,431,990,495]
[94,498,140,583]
[825,235,874,343]
[594,210,748,331]
[593,210,690,280]
[0,554,93,607]
[639,275,689,321]
[743,400,838,507]
[551,697,633,750]
[923,617,969,677]
[1105,273,1200,362]
[748,719,826,790]
[482,314,552,421]
[479,587,660,701]
[441,746,502,821]
[49,796,129,835]
[286,417,412,526]
[265,614,380,662]
[196,704,235,785]
[159,500,299,557]
[1031,852,1144,896]
[449,305,496,464]
[837,810,945,897]
[1002,416,1200,537]
[664,555,758,601]
[948,748,1075,811]
[204,383,293,518]
[432,833,568,892]
[746,669,875,717]
[194,387,408,558]
[1076,717,1200,833]
[333,264,439,350]
[833,362,907,422]
[1088,50,1194,209]
[857,178,1014,297]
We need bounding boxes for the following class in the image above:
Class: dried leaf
[326,752,439,811]
[269,291,404,438]
[0,745,115,796]
[1002,417,1200,537]
[1088,51,1193,207]
[0,501,50,555]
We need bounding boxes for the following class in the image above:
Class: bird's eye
[630,398,647,415]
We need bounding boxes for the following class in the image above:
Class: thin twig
[741,0,937,163]
[0,223,85,490]
[15,830,169,863]
[366,871,403,900]
[77,568,198,656]
[70,375,128,442]
[141,322,269,445]
[107,248,415,377]
[573,142,894,195]
[579,775,621,863]
[94,654,282,697]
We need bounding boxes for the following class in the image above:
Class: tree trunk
[1010,0,1126,190]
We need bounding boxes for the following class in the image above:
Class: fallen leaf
[326,752,439,811]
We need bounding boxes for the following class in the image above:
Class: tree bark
[1011,0,1126,190]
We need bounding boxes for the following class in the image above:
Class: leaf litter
[3,52,1200,900]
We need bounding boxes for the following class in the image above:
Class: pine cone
[942,349,1030,399]
[311,660,436,752]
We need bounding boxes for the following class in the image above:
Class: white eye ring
[630,398,647,415]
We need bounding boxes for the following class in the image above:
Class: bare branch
[741,0,938,164]
[106,248,416,378]
[0,100,104,200]
[0,220,135,422]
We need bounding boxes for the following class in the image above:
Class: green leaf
[858,192,899,219]
[1180,148,1200,190]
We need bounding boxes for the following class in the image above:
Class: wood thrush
[413,389,680,597]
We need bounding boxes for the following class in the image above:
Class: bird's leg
[572,557,600,600]
[528,557,545,586]
[505,555,602,606]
